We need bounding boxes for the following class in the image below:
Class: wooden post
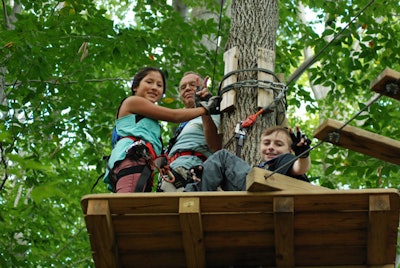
[274,197,294,267]
[85,199,119,268]
[179,197,206,268]
[367,194,394,265]
[257,48,275,108]
[220,46,238,112]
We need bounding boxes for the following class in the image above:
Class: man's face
[259,131,292,161]
[179,73,201,108]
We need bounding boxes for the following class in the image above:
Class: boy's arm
[291,156,311,175]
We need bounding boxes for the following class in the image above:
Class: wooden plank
[295,246,367,266]
[295,211,368,232]
[205,248,275,267]
[117,233,182,251]
[246,167,332,192]
[204,231,274,249]
[179,197,206,268]
[313,118,400,165]
[274,197,295,267]
[257,47,275,108]
[81,189,400,213]
[220,46,238,112]
[81,189,400,214]
[370,67,400,100]
[121,250,187,268]
[202,213,274,232]
[295,229,367,246]
[85,199,119,268]
[113,214,181,233]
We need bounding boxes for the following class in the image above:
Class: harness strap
[134,165,152,192]
[112,164,153,192]
[169,151,207,163]
[124,136,157,160]
[115,165,145,179]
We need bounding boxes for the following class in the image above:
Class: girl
[104,67,219,193]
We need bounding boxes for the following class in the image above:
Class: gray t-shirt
[168,115,220,170]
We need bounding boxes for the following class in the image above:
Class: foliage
[1,0,399,266]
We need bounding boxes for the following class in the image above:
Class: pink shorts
[113,158,151,193]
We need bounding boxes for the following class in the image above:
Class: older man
[158,72,222,191]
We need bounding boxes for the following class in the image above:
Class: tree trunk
[222,0,279,165]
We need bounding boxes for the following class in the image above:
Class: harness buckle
[125,140,147,153]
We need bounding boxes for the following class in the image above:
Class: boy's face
[259,131,292,161]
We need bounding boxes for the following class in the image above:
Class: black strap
[134,165,152,192]
[115,164,152,192]
[116,165,145,179]
[91,172,105,193]
[166,121,188,154]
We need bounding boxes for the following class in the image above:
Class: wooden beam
[85,199,119,268]
[246,167,332,192]
[179,197,206,268]
[313,119,400,165]
[274,197,294,267]
[220,46,238,112]
[257,48,275,108]
[370,68,400,100]
[367,195,395,266]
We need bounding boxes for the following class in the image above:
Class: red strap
[169,151,207,163]
[124,136,157,160]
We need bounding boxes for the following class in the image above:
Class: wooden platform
[313,118,400,165]
[370,67,400,100]
[81,177,400,267]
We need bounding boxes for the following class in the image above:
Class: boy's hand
[290,126,312,158]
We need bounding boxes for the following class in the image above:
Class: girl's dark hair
[130,67,166,95]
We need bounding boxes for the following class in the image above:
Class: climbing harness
[107,136,156,193]
[157,121,209,191]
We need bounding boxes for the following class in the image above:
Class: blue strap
[111,126,120,149]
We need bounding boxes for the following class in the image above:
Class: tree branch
[2,0,11,29]
[5,77,130,87]
[0,142,8,191]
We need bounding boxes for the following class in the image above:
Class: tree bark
[223,0,279,165]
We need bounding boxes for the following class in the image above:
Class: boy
[185,126,311,191]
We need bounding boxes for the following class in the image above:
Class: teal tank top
[103,114,162,189]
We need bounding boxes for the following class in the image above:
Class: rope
[219,78,286,94]
[218,68,281,95]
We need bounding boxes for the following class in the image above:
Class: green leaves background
[1,0,399,266]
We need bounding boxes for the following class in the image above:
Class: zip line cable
[287,0,375,86]
[211,0,225,91]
